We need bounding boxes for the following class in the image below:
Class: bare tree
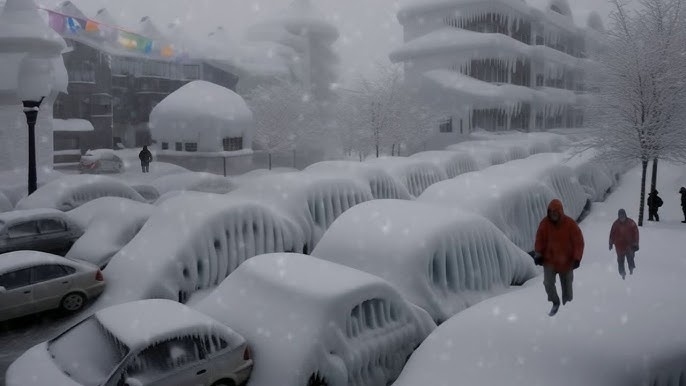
[586,0,686,225]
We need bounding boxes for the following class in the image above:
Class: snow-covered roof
[149,81,254,150]
[0,250,84,274]
[52,118,94,132]
[95,299,236,349]
[0,0,67,53]
[0,208,68,225]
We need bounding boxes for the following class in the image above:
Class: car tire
[211,380,236,386]
[60,292,86,313]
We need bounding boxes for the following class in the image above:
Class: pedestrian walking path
[394,163,686,386]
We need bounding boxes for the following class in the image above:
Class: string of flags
[42,8,184,60]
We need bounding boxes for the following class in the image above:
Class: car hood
[6,343,83,386]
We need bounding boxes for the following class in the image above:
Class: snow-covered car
[194,253,436,386]
[0,209,84,255]
[6,299,253,386]
[0,251,104,322]
[366,156,447,198]
[79,149,124,174]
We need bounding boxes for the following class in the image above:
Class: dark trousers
[544,266,574,305]
[648,208,660,221]
[141,163,149,173]
[617,250,636,277]
[682,206,686,221]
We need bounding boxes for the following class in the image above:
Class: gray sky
[41,0,615,83]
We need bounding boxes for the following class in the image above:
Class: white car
[0,209,84,256]
[79,149,124,174]
[0,251,105,322]
[6,299,253,386]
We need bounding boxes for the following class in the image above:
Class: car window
[32,265,69,283]
[0,268,32,290]
[38,219,67,234]
[126,337,206,377]
[7,221,38,238]
[201,334,230,355]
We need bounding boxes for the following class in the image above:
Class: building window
[161,142,169,150]
[175,142,183,151]
[183,64,200,80]
[536,36,544,45]
[439,118,453,133]
[536,74,544,87]
[91,94,112,116]
[222,137,243,151]
[184,142,198,152]
[54,136,80,151]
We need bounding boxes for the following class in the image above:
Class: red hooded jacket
[609,218,639,256]
[535,199,585,273]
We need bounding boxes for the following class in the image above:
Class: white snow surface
[95,192,307,308]
[15,175,146,211]
[312,200,537,323]
[66,197,154,268]
[194,253,436,386]
[409,151,479,179]
[419,154,589,252]
[366,157,447,198]
[52,119,94,132]
[394,163,686,386]
[305,161,413,200]
[0,191,11,213]
[149,80,254,153]
[128,184,160,203]
[150,172,237,195]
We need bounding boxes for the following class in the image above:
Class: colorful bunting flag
[66,17,83,34]
[85,20,100,33]
[48,12,65,34]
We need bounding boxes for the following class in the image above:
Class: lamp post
[0,0,66,195]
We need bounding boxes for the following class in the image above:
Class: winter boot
[549,303,560,316]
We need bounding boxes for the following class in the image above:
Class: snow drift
[95,193,306,307]
[15,175,145,211]
[150,172,236,195]
[66,197,155,268]
[312,200,537,323]
[366,157,447,198]
[409,151,479,179]
[305,161,412,200]
[194,253,436,386]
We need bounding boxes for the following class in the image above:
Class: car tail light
[95,270,104,281]
[243,345,251,361]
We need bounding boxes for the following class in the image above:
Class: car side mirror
[124,378,144,386]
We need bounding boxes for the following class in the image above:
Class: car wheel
[60,292,86,313]
[211,380,236,386]
[307,372,328,386]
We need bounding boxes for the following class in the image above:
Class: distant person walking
[680,187,686,223]
[534,199,585,316]
[647,189,663,222]
[138,146,153,173]
[609,209,639,280]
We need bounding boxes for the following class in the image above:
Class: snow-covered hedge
[420,156,588,253]
[409,151,479,179]
[366,157,447,198]
[150,171,236,195]
[66,197,154,268]
[305,160,412,200]
[15,175,145,211]
[313,200,537,323]
[194,253,436,386]
[230,173,374,250]
[0,191,12,213]
[95,193,306,307]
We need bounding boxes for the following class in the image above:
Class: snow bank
[52,119,94,132]
[230,172,374,250]
[0,191,11,213]
[366,157,447,198]
[150,172,236,195]
[15,175,146,211]
[409,151,479,179]
[66,198,154,268]
[420,155,588,252]
[96,193,306,307]
[194,253,435,386]
[305,160,412,200]
[313,200,537,323]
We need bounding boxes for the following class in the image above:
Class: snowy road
[394,163,686,386]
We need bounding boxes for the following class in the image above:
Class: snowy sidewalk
[394,164,686,386]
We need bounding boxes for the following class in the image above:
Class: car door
[123,337,212,386]
[4,220,40,252]
[37,219,73,255]
[30,264,75,312]
[0,267,34,320]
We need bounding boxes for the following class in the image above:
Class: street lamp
[0,0,66,195]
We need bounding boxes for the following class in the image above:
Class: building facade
[390,0,603,144]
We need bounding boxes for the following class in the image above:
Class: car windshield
[48,316,129,386]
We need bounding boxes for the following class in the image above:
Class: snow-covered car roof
[305,160,413,200]
[82,149,121,159]
[409,150,479,178]
[366,156,448,197]
[0,250,89,274]
[94,299,241,350]
[0,208,71,226]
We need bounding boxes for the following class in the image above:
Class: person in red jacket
[534,199,585,316]
[609,209,639,279]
